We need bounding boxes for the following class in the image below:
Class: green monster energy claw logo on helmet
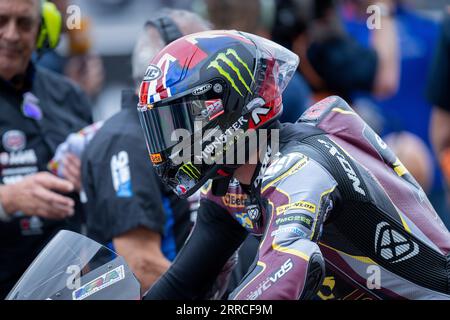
[207,49,255,97]
[179,162,201,180]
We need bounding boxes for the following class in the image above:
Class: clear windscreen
[6,230,140,300]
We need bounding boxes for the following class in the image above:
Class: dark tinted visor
[138,97,225,154]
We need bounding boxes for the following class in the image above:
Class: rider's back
[281,96,450,299]
[203,96,450,299]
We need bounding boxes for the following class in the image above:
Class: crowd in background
[0,0,449,299]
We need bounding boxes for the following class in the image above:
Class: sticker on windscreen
[72,265,125,300]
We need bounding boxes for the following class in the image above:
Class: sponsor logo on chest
[1,130,38,184]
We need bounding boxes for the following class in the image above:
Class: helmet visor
[138,97,225,154]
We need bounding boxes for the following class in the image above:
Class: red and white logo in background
[20,216,43,236]
[205,99,224,120]
[2,130,26,152]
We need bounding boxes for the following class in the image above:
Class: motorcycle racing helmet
[138,30,299,197]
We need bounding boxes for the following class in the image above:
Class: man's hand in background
[0,172,75,219]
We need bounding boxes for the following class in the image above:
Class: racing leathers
[144,96,450,300]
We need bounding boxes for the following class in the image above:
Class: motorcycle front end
[6,230,141,300]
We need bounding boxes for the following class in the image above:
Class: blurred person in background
[385,131,434,194]
[340,0,449,226]
[280,0,399,102]
[0,0,92,297]
[38,0,104,100]
[428,9,450,205]
[198,0,312,123]
[81,9,210,294]
[199,0,272,38]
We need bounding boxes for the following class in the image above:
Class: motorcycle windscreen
[6,230,141,300]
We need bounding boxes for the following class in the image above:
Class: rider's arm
[230,155,338,300]
[143,199,248,300]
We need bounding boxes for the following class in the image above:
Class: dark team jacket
[0,63,92,298]
[81,91,191,260]
[145,96,450,300]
